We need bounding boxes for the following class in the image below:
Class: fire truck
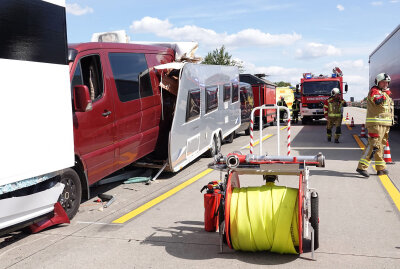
[296,67,348,124]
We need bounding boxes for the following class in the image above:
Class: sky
[65,0,400,101]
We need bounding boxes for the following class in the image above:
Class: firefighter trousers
[326,117,342,140]
[357,125,390,171]
[292,111,299,123]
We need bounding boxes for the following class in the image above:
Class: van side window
[206,86,218,113]
[223,84,231,102]
[139,69,153,98]
[186,89,200,122]
[108,53,151,102]
[80,55,104,101]
[232,83,239,103]
[71,62,83,90]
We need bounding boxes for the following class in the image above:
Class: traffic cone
[360,124,366,138]
[346,113,349,120]
[384,141,395,164]
[350,117,355,127]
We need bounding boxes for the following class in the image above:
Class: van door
[107,52,152,170]
[71,52,115,185]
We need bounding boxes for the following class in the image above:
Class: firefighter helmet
[375,73,391,86]
[331,88,340,96]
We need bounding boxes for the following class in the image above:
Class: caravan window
[108,53,151,102]
[223,84,231,102]
[206,86,219,113]
[186,89,201,122]
[232,83,239,103]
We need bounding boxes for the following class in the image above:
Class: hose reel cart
[204,105,325,259]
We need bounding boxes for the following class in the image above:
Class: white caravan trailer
[0,0,74,234]
[137,63,241,174]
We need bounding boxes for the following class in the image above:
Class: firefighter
[277,96,287,122]
[356,73,394,177]
[292,97,300,124]
[323,88,346,143]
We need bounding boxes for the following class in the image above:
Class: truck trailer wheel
[310,192,319,250]
[58,168,82,220]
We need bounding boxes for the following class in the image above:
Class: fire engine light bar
[332,74,337,78]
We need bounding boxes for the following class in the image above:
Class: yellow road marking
[377,174,400,211]
[243,126,288,149]
[112,168,213,223]
[346,124,352,130]
[352,135,400,211]
[244,134,273,149]
[353,134,365,150]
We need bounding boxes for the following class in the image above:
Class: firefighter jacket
[292,99,300,112]
[277,100,287,107]
[365,86,394,127]
[323,96,346,118]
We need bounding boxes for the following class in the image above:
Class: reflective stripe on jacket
[366,87,394,127]
[323,96,345,118]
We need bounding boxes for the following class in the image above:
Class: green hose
[229,183,299,254]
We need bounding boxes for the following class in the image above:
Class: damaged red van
[65,42,174,218]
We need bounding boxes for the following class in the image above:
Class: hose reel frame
[208,106,321,259]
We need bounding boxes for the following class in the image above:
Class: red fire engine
[296,67,348,124]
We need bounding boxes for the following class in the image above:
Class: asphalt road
[1,107,399,269]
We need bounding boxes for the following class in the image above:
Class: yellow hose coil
[230,183,299,254]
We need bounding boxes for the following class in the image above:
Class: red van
[64,43,174,218]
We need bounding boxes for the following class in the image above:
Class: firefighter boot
[377,169,389,176]
[356,168,370,178]
[334,138,339,143]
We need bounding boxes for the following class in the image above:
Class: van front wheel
[58,168,82,220]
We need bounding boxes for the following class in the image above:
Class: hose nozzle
[226,154,240,168]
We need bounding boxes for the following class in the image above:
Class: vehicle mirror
[73,85,92,112]
[345,84,348,93]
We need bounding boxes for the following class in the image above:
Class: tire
[58,168,82,220]
[269,119,275,126]
[224,133,234,144]
[216,134,222,154]
[310,192,319,250]
[205,135,217,157]
[218,199,227,245]
[302,117,308,125]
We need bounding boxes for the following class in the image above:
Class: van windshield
[302,81,340,96]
